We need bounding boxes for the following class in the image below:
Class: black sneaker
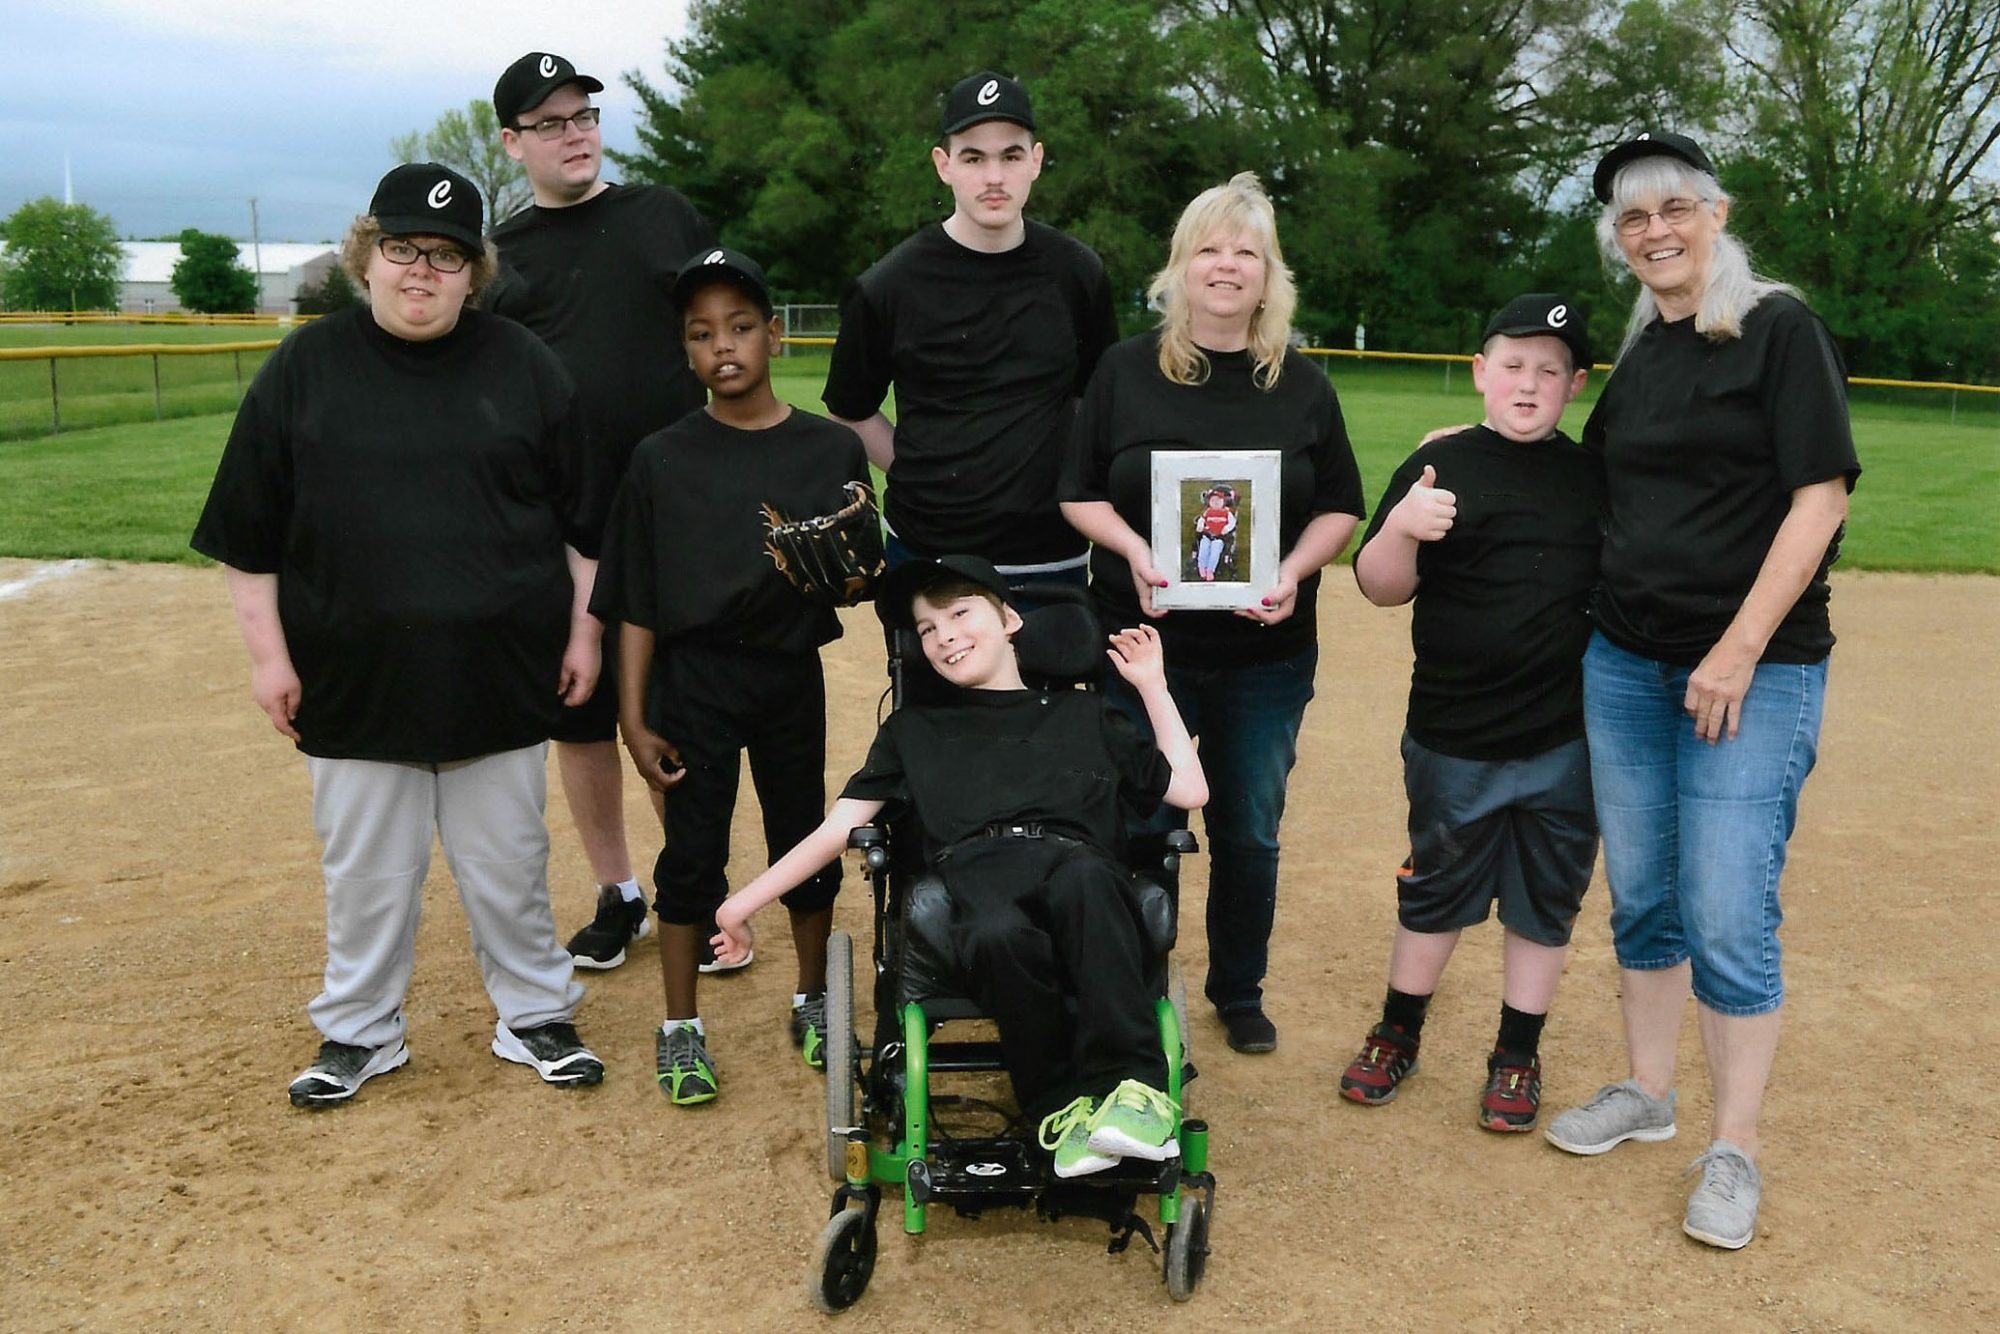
[492,1021,604,1087]
[695,926,752,975]
[566,886,653,970]
[287,1037,409,1108]
[790,993,827,1071]
[1220,1006,1278,1054]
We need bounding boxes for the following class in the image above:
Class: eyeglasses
[514,107,601,140]
[377,237,471,273]
[1614,197,1703,235]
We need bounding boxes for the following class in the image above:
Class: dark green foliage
[0,198,124,311]
[293,265,362,316]
[169,230,259,314]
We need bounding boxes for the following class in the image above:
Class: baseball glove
[760,481,885,607]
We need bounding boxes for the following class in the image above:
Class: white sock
[792,992,808,1010]
[616,879,644,903]
[663,1016,704,1038]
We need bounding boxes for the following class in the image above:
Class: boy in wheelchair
[712,554,1207,1176]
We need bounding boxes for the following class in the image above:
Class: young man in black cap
[1338,294,1603,1133]
[588,247,871,1105]
[484,51,720,975]
[823,71,1118,591]
[194,163,608,1106]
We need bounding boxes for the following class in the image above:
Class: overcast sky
[6,0,691,243]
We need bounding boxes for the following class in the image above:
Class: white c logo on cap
[977,79,1000,106]
[539,55,558,78]
[1637,132,1651,141]
[704,249,724,265]
[428,180,453,210]
[1547,304,1569,327]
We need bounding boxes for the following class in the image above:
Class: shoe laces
[665,1023,708,1068]
[794,994,827,1031]
[1102,1079,1178,1123]
[1685,1144,1755,1200]
[1037,1096,1097,1151]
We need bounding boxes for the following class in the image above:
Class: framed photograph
[1149,450,1283,611]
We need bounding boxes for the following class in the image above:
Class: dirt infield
[1,561,1994,1331]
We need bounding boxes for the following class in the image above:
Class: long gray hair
[1596,157,1798,360]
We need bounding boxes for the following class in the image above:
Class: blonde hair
[1596,157,1798,360]
[339,215,500,299]
[1148,172,1297,389]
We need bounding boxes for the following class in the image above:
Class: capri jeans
[1582,632,1826,1016]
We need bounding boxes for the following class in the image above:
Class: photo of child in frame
[1181,478,1254,584]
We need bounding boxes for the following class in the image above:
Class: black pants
[941,837,1165,1121]
[650,645,839,924]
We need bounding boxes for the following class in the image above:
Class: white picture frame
[1149,450,1283,611]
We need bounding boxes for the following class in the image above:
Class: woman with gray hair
[1543,133,1859,1250]
[1061,172,1365,1055]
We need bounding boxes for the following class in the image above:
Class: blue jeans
[1582,632,1826,1016]
[1108,643,1317,1013]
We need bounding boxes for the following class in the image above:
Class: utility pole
[248,196,266,314]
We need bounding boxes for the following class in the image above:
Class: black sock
[1382,987,1431,1038]
[1496,1003,1547,1062]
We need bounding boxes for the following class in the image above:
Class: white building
[117,241,338,315]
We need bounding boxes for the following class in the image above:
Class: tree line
[611,0,1998,382]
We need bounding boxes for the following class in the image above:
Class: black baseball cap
[1483,292,1592,371]
[370,163,484,249]
[1592,131,1717,202]
[672,246,774,316]
[940,72,1037,139]
[494,51,605,128]
[877,555,1012,630]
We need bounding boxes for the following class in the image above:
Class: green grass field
[2,349,1993,572]
[0,323,283,440]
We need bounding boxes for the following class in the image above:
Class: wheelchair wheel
[807,1206,876,1313]
[1163,1193,1210,1302]
[825,930,859,1181]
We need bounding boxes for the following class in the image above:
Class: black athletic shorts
[1395,732,1598,947]
[551,620,622,745]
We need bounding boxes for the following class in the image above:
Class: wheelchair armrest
[846,825,889,873]
[1164,830,1199,855]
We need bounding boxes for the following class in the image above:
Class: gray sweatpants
[303,743,582,1048]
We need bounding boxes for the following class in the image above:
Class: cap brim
[940,112,1036,138]
[875,557,1010,630]
[672,266,771,313]
[1592,139,1711,201]
[502,73,606,124]
[375,215,483,250]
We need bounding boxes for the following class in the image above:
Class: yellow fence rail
[0,311,311,327]
[4,327,1993,437]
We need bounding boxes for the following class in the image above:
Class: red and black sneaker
[1479,1050,1542,1132]
[1339,1023,1420,1105]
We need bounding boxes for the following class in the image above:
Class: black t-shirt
[1359,425,1604,760]
[1582,294,1861,665]
[190,308,596,762]
[487,183,716,511]
[1061,333,1367,669]
[589,407,870,655]
[822,221,1118,565]
[840,688,1171,857]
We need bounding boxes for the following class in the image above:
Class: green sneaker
[790,994,827,1071]
[1038,1096,1116,1179]
[1084,1079,1181,1162]
[655,1021,718,1106]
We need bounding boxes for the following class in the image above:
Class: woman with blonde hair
[1542,132,1859,1251]
[1061,172,1365,1054]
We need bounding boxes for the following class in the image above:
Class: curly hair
[338,215,500,300]
[1146,172,1297,390]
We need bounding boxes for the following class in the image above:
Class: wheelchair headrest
[1014,600,1103,688]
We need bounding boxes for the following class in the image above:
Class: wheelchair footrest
[921,1138,1043,1198]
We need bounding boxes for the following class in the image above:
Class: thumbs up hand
[1391,463,1457,542]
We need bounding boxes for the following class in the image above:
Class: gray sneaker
[1544,1078,1677,1155]
[1683,1140,1761,1249]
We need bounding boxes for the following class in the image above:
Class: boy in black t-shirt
[711,556,1208,1177]
[1341,294,1604,1133]
[589,248,870,1107]
[822,72,1118,586]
